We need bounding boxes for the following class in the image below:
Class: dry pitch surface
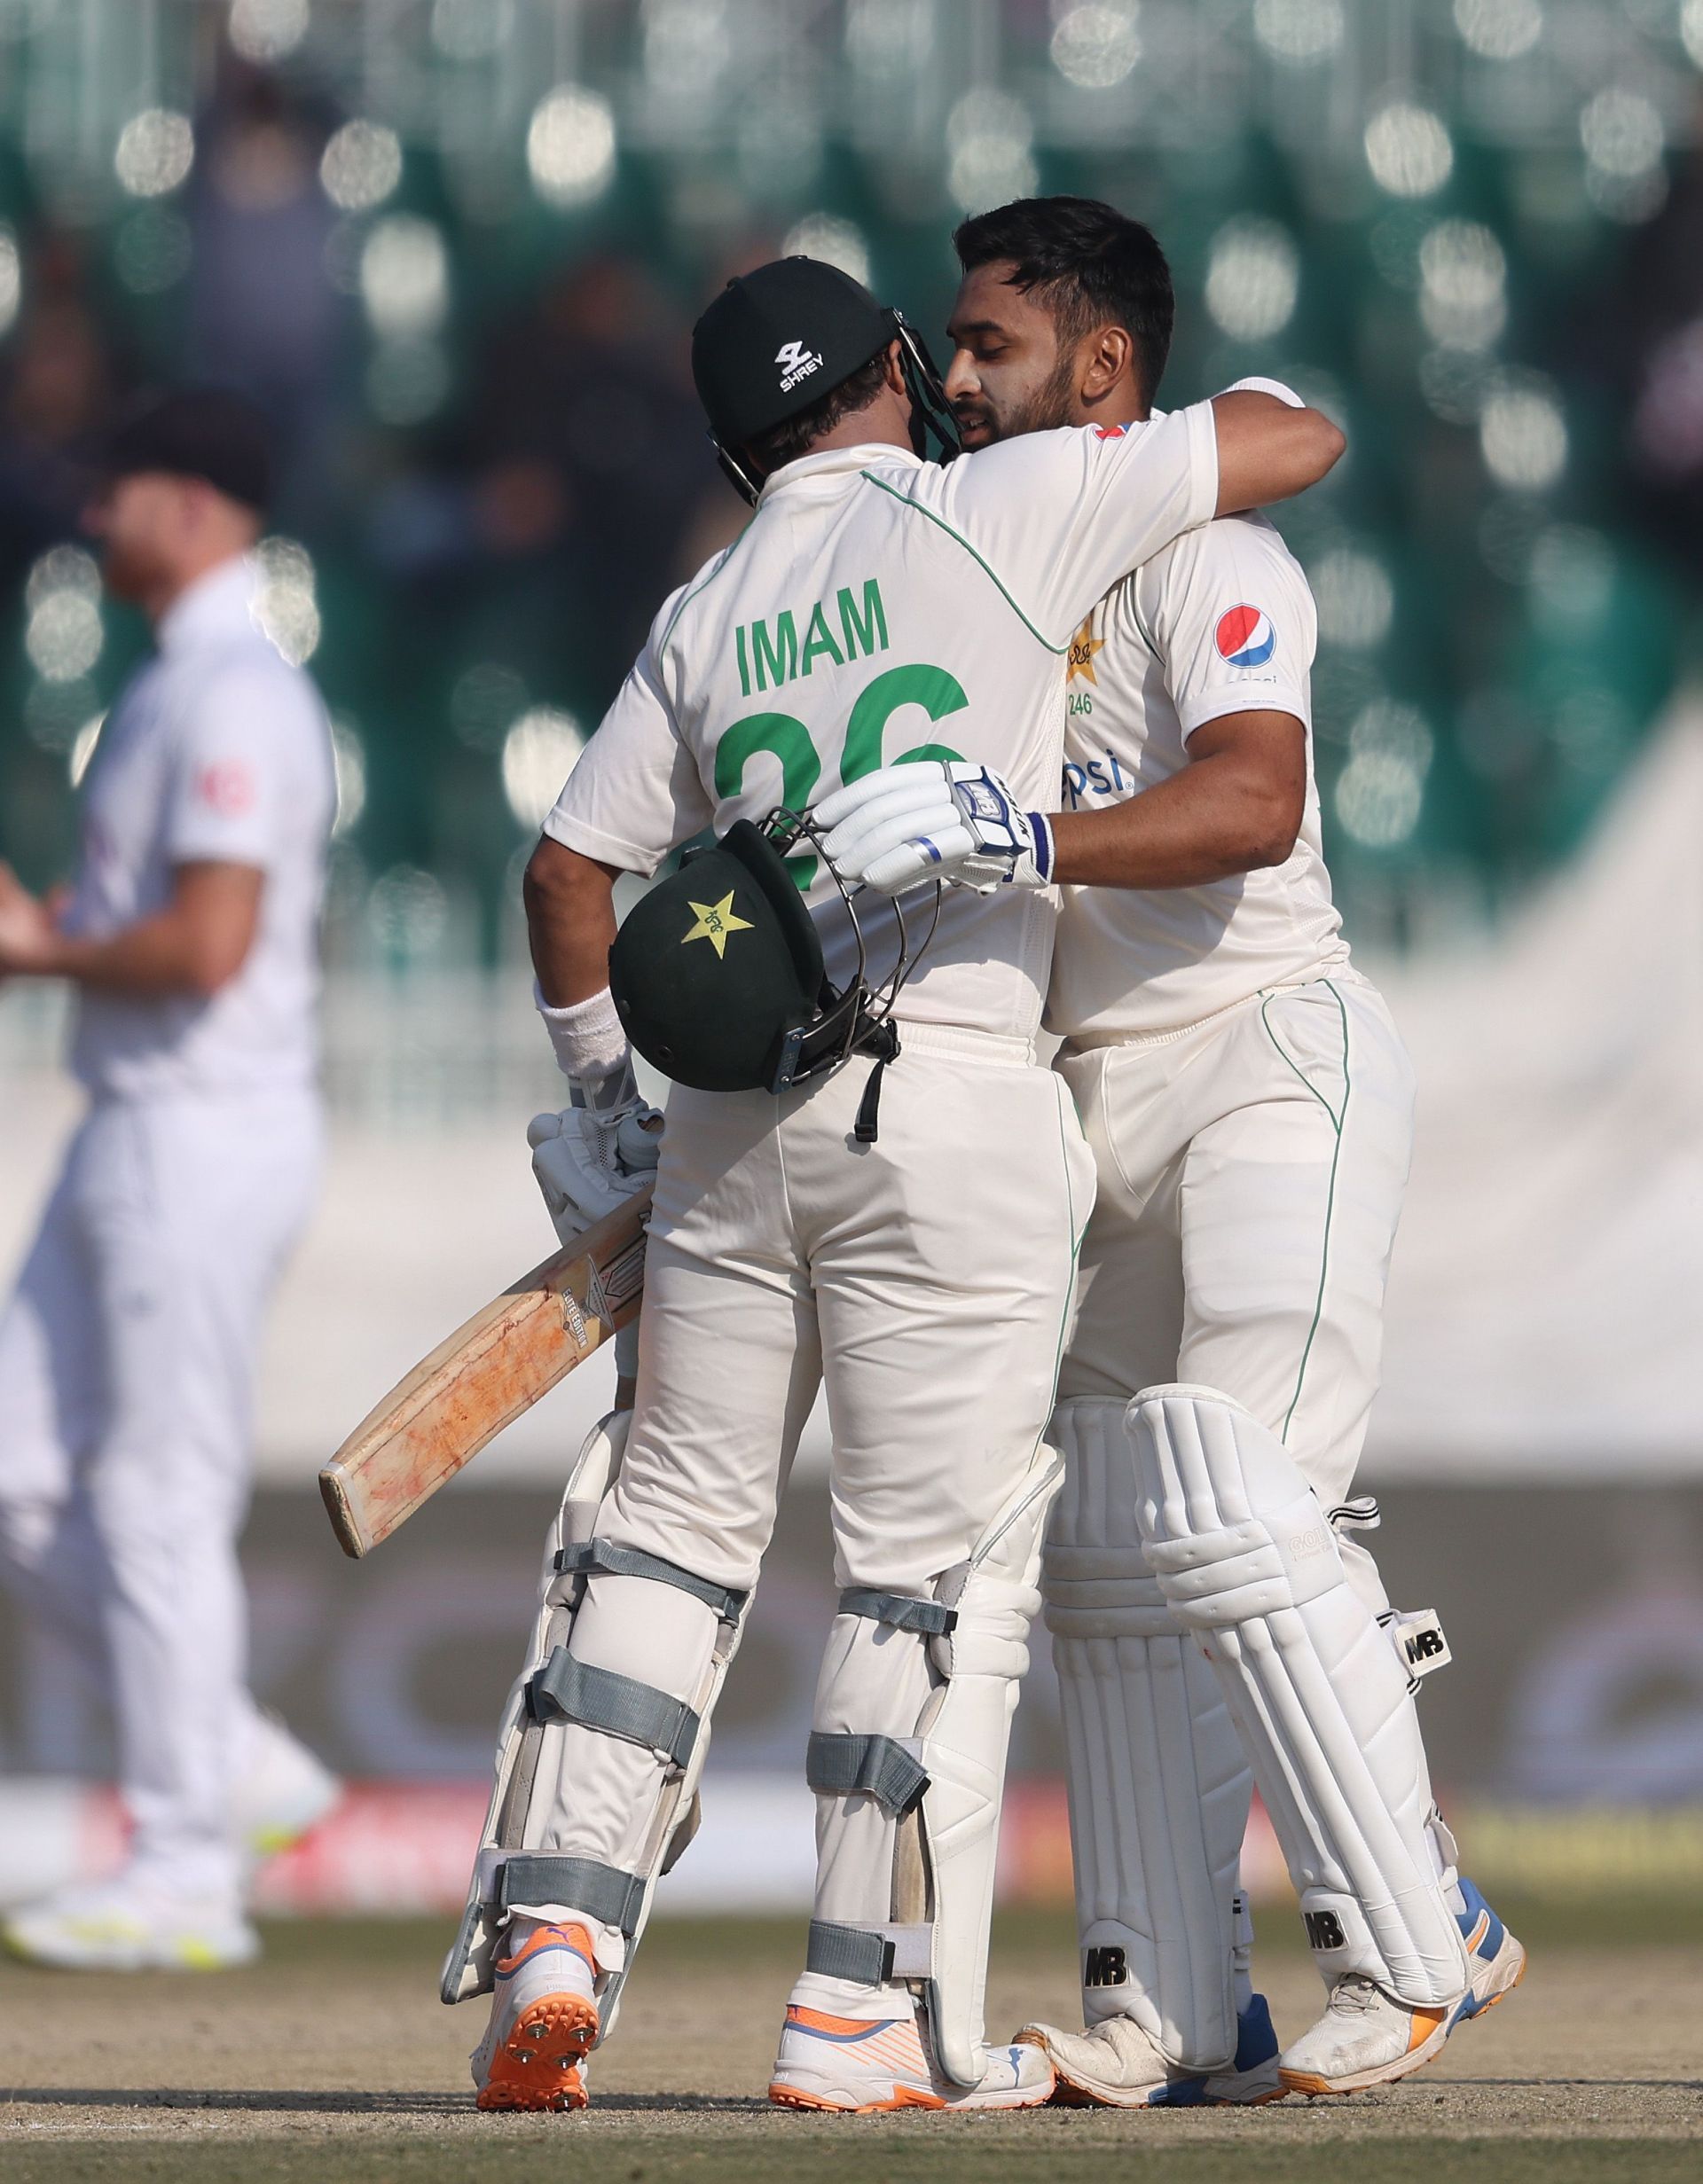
[0,1903,1699,2183]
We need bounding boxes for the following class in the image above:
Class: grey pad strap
[837,1585,957,1637]
[807,1918,933,1984]
[805,1729,929,1816]
[497,1852,646,1936]
[529,1648,700,1766]
[556,1538,747,1623]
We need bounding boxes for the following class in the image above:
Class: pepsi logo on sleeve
[1214,603,1275,669]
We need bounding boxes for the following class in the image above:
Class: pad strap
[497,1852,646,1936]
[528,1648,700,1766]
[555,1538,747,1623]
[837,1586,958,1637]
[805,1729,929,1816]
[806,1918,933,1984]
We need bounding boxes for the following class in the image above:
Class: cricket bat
[318,1186,651,1559]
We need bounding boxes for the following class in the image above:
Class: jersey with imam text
[1046,509,1347,1045]
[545,407,1218,1045]
[67,555,336,1100]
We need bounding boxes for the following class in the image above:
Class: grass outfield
[1,1900,1698,2183]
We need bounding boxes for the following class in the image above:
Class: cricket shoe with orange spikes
[1280,1880,1526,2099]
[769,1988,1054,2113]
[471,1919,600,2111]
[1016,1993,1285,2108]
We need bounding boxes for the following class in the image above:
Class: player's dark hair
[746,348,890,474]
[953,196,1174,403]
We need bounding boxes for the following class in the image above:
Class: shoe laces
[1327,1975,1387,2019]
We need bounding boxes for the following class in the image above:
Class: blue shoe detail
[1233,1993,1280,2071]
[1455,1875,1506,1961]
[1149,1996,1278,2105]
[1148,2073,1211,2106]
[781,2007,900,2047]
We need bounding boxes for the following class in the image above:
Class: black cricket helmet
[608,811,934,1102]
[690,256,960,505]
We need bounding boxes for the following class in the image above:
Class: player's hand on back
[815,762,1055,897]
[527,1095,662,1248]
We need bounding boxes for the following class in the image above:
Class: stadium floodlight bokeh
[0,0,1691,981]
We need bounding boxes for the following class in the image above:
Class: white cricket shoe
[472,1919,600,2112]
[234,1712,342,1859]
[2,1876,258,1972]
[1016,1994,1285,2108]
[770,1992,1054,2113]
[1281,1878,1526,2098]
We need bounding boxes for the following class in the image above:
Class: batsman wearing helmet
[823,197,1525,2109]
[450,253,1343,2114]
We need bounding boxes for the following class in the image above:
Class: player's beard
[96,541,150,606]
[956,348,1081,448]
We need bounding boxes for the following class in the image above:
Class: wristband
[1029,810,1054,883]
[535,981,632,1093]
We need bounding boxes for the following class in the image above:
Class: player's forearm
[524,835,621,1006]
[1051,751,1301,890]
[1209,391,1344,514]
[31,909,241,997]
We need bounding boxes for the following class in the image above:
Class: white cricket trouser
[1058,970,1413,1508]
[1051,971,1422,2016]
[530,1021,1094,1927]
[0,1090,320,1906]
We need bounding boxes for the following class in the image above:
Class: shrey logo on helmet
[1214,603,1276,669]
[775,338,824,394]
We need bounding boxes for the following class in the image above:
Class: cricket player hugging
[444,252,1341,2112]
[0,390,340,1970]
[829,197,1527,2106]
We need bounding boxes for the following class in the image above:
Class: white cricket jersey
[66,555,336,1100]
[1046,508,1348,1046]
[545,410,1219,1044]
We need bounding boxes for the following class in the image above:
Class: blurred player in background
[0,389,340,1970]
[824,196,1524,2104]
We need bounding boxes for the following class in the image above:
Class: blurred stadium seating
[0,0,1699,982]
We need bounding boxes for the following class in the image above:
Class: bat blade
[318,1185,651,1559]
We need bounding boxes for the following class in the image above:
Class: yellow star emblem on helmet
[681,889,754,960]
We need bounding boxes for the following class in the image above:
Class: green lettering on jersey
[714,710,820,889]
[842,662,969,783]
[800,600,845,676]
[837,580,888,662]
[713,642,964,899]
[750,611,798,693]
[733,579,887,693]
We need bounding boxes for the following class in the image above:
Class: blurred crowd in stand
[0,4,1699,982]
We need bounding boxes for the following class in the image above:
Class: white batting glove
[527,1094,662,1249]
[815,762,1054,896]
